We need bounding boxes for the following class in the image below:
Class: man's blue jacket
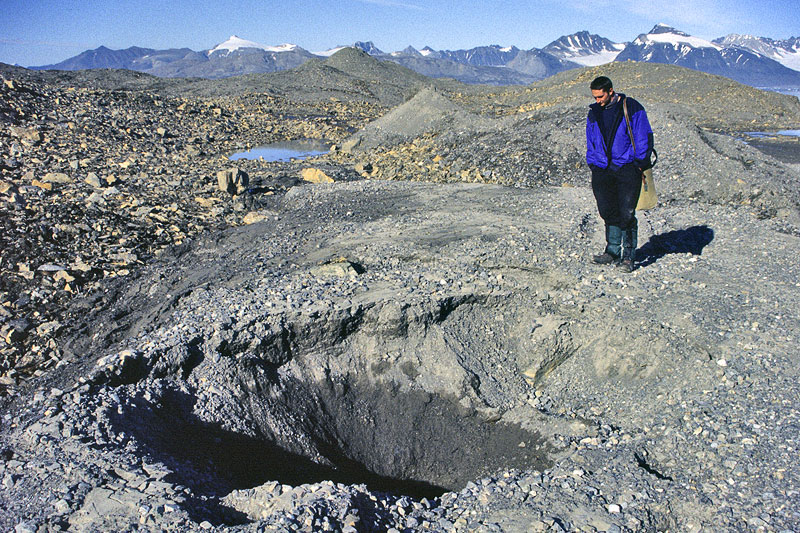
[586,93,653,170]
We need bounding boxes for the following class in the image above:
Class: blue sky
[1,0,798,67]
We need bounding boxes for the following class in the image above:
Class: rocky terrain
[1,51,800,532]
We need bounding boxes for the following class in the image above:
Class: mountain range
[29,24,800,88]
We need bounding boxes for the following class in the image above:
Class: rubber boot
[605,224,622,258]
[618,219,638,272]
[593,225,622,264]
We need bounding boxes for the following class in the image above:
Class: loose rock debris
[2,59,800,531]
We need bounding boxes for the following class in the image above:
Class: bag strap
[622,96,636,155]
[622,96,658,177]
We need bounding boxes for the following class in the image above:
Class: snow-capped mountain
[616,24,800,87]
[617,24,723,62]
[207,35,298,57]
[378,43,573,84]
[27,27,800,87]
[419,47,438,58]
[714,34,800,72]
[390,46,420,57]
[318,42,561,84]
[32,45,194,71]
[543,31,626,67]
[32,35,315,78]
[353,41,384,56]
[430,45,521,67]
[316,42,384,57]
[314,46,346,57]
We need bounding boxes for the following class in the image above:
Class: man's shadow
[637,225,714,268]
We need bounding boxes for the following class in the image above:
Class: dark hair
[590,76,613,91]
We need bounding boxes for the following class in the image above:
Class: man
[586,76,653,272]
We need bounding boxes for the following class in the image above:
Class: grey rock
[216,167,249,194]
[41,172,72,184]
[14,522,36,533]
[84,173,104,188]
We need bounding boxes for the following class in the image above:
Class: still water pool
[744,130,800,139]
[229,139,330,161]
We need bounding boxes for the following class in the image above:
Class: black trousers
[591,163,641,230]
[591,163,641,260]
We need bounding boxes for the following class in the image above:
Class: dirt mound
[332,64,800,224]
[346,86,495,151]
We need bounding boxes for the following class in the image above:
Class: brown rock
[300,168,334,184]
[185,146,201,157]
[341,137,361,154]
[242,211,268,224]
[310,258,362,277]
[53,270,76,284]
[3,325,26,345]
[16,263,34,280]
[195,197,217,208]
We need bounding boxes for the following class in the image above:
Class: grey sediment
[1,57,800,531]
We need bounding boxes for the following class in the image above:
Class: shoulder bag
[622,97,658,210]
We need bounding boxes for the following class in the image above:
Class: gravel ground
[1,58,800,532]
[2,179,799,532]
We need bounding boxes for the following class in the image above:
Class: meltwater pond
[229,139,330,162]
[744,130,800,139]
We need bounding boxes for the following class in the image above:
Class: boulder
[242,211,268,225]
[185,146,202,157]
[216,168,249,194]
[310,258,362,277]
[355,162,373,176]
[300,168,334,184]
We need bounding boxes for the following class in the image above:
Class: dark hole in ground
[110,388,444,498]
[280,376,552,495]
[111,375,551,515]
